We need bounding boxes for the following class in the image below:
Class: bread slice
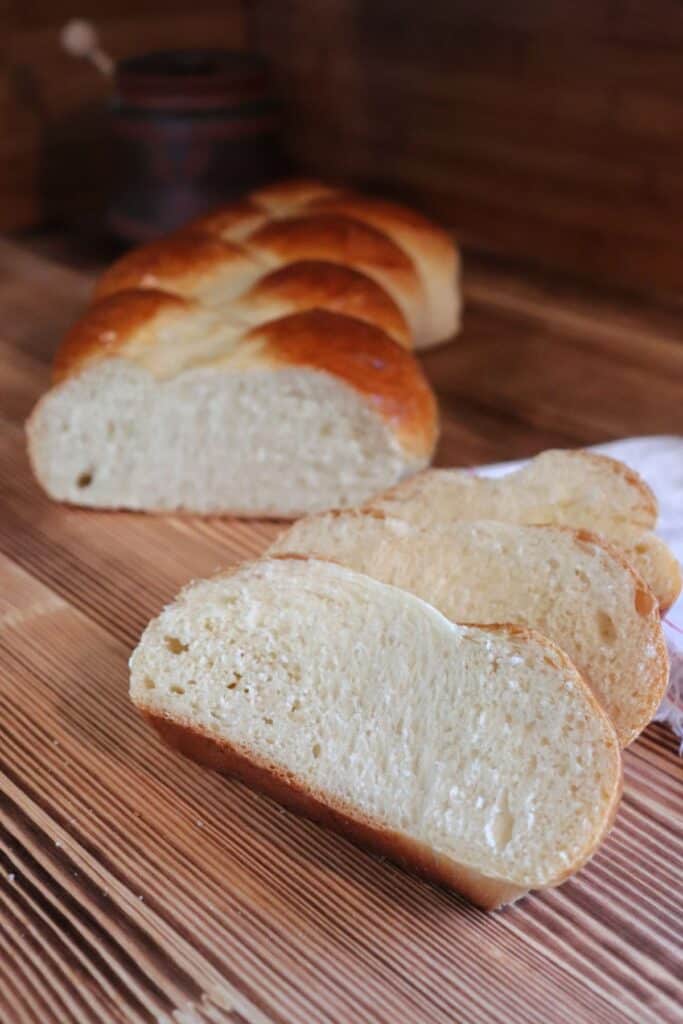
[27,307,437,516]
[270,514,668,746]
[129,557,622,910]
[369,450,681,610]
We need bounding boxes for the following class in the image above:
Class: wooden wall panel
[246,0,683,296]
[1,2,246,231]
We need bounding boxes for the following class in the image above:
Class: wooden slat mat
[1,240,681,1023]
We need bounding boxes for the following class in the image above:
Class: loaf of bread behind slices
[27,309,438,516]
[163,179,461,350]
[270,514,668,746]
[368,450,681,610]
[130,558,622,909]
[93,179,460,351]
[27,179,459,516]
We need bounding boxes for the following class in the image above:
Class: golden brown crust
[141,709,527,910]
[234,260,411,347]
[183,198,266,240]
[94,235,253,300]
[248,179,344,213]
[312,194,456,257]
[246,214,420,278]
[53,290,192,383]
[250,310,438,459]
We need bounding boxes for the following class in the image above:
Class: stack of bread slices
[23,178,679,908]
[130,450,680,909]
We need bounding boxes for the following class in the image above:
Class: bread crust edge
[139,708,528,911]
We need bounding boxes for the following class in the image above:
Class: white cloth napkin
[475,436,683,749]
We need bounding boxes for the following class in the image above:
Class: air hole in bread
[164,635,189,655]
[290,699,301,714]
[143,675,156,690]
[186,678,197,686]
[312,742,322,759]
[634,587,655,617]
[170,684,185,695]
[263,716,273,726]
[226,672,242,690]
[489,793,514,851]
[203,619,215,632]
[76,470,94,488]
[596,610,617,644]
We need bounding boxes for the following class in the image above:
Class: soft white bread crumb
[27,360,426,516]
[130,557,622,908]
[270,514,669,746]
[369,450,681,610]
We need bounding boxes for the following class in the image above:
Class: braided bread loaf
[27,181,451,517]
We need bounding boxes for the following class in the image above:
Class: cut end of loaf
[130,558,622,904]
[27,358,432,516]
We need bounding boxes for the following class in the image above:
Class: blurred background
[3,0,682,297]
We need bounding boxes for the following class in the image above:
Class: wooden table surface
[1,237,682,1024]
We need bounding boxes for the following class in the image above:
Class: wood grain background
[4,1,683,296]
[1,238,682,1023]
[247,0,683,295]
